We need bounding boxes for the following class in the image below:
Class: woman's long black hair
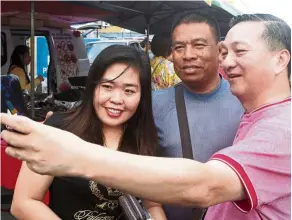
[58,45,158,156]
[8,45,30,83]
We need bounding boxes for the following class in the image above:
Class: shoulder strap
[175,83,207,220]
[175,83,193,159]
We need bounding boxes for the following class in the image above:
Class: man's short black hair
[230,14,291,78]
[151,34,171,57]
[171,12,221,43]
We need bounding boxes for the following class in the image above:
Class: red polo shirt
[206,97,291,220]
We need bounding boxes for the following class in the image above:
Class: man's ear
[217,41,223,64]
[273,49,290,76]
[217,41,223,53]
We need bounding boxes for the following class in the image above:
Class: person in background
[150,34,181,90]
[9,45,166,220]
[8,45,44,91]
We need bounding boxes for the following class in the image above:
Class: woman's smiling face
[93,63,141,129]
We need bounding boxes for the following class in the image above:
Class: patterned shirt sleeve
[151,57,180,90]
[165,61,181,87]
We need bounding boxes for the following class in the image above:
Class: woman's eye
[125,89,135,95]
[102,85,112,90]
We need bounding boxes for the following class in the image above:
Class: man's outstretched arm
[1,113,246,207]
[73,143,246,207]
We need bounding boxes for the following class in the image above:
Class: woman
[11,45,166,220]
[8,45,44,91]
[150,34,180,91]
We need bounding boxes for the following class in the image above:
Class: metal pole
[146,16,150,54]
[30,0,35,118]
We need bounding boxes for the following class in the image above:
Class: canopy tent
[1,1,113,27]
[73,1,241,37]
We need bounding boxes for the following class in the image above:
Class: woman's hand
[37,75,44,82]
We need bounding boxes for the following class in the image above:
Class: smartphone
[5,109,17,131]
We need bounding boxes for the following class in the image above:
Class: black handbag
[119,194,151,220]
[175,83,207,220]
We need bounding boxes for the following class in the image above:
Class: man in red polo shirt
[1,13,291,220]
[206,14,291,219]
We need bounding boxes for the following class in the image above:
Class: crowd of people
[1,12,291,220]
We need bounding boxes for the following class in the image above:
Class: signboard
[52,32,79,82]
[36,36,49,78]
